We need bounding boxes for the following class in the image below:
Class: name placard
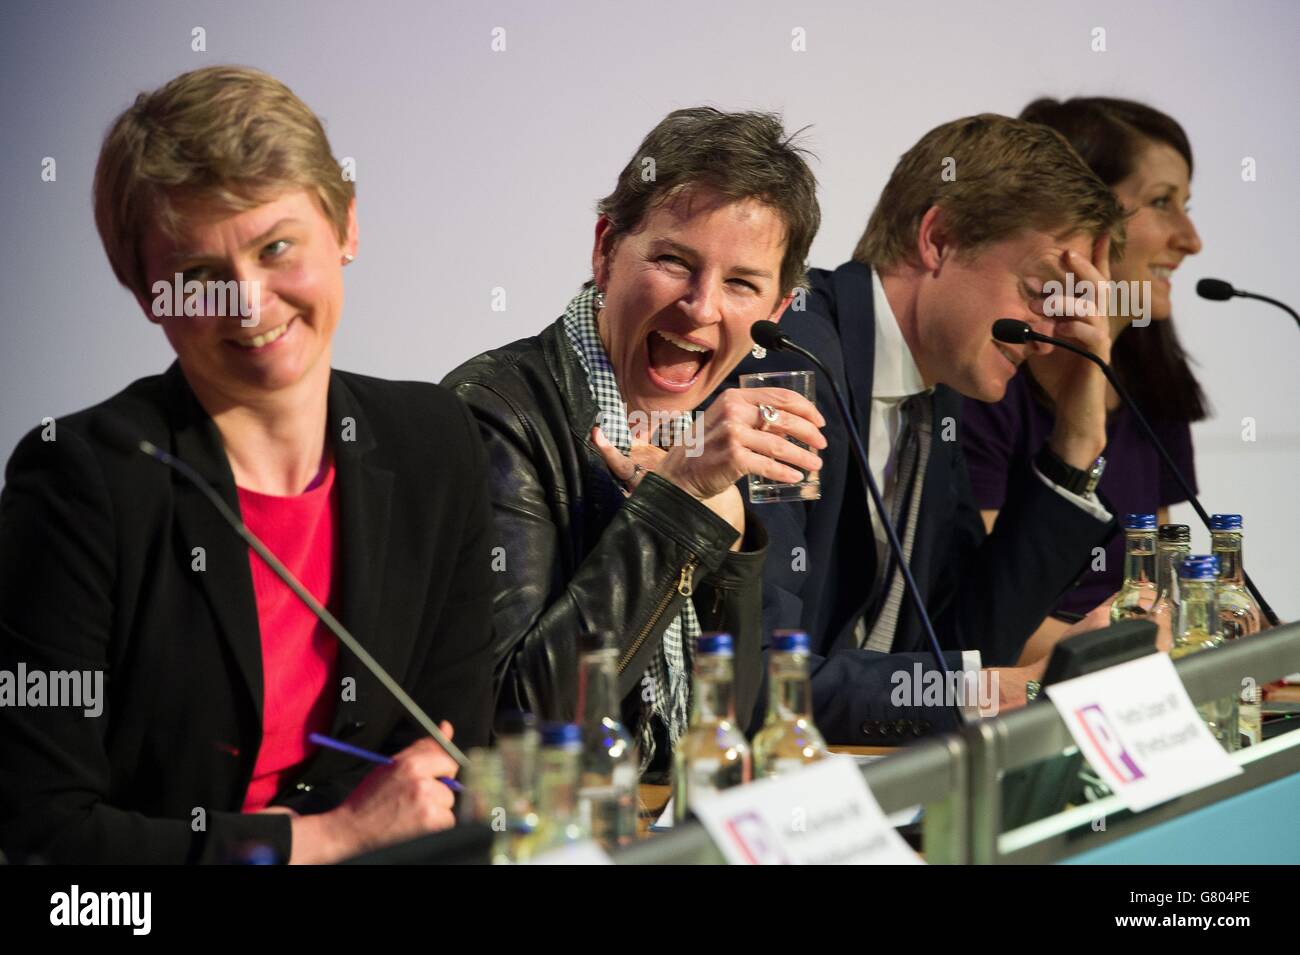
[1044,652,1241,812]
[690,757,922,865]
[528,841,613,865]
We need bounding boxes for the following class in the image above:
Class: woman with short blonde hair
[0,66,495,864]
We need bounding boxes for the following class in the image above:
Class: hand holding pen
[285,723,464,863]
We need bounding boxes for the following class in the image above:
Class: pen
[308,732,465,792]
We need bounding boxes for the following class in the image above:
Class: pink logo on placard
[1075,703,1145,783]
[723,811,791,865]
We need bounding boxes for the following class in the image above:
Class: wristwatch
[1035,444,1106,496]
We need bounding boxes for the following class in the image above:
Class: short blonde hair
[855,114,1124,270]
[93,65,354,298]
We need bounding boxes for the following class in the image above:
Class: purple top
[961,370,1197,616]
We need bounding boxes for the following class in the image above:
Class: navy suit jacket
[728,261,1114,743]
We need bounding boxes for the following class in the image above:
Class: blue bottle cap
[1209,514,1243,531]
[233,843,280,865]
[1178,555,1220,580]
[696,632,734,656]
[1123,513,1157,530]
[540,721,582,747]
[772,630,810,653]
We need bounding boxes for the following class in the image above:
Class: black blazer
[443,318,768,757]
[0,363,497,863]
[727,261,1115,742]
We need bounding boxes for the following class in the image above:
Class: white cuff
[1032,462,1112,523]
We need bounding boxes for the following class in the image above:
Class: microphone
[97,418,470,770]
[1195,278,1234,301]
[991,319,1280,627]
[750,320,955,687]
[1196,278,1300,329]
[749,320,793,355]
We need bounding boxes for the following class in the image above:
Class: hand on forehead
[1026,231,1097,274]
[991,234,1101,325]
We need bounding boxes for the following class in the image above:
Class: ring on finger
[757,404,780,431]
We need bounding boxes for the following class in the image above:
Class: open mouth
[230,316,296,351]
[645,329,714,393]
[1151,265,1175,285]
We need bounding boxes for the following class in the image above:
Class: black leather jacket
[443,317,768,742]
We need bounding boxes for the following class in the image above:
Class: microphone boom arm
[1239,290,1300,330]
[770,341,954,675]
[138,440,471,770]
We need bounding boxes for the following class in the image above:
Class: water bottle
[753,630,829,777]
[1211,514,1263,746]
[1110,513,1158,621]
[1172,555,1238,752]
[575,631,638,848]
[672,633,751,822]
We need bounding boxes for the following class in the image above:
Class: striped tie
[864,392,933,651]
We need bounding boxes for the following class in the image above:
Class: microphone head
[750,320,787,351]
[991,318,1031,345]
[1196,278,1236,301]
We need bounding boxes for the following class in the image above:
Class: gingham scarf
[562,284,697,772]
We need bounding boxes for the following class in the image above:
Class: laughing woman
[443,108,825,777]
[0,67,495,863]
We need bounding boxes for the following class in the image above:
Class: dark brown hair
[596,107,820,295]
[1020,97,1208,423]
[854,113,1125,270]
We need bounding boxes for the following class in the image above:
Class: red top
[238,461,340,811]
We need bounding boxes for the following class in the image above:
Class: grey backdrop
[2,0,1297,617]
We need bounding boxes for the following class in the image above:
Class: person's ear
[591,215,616,290]
[340,197,359,262]
[768,287,797,322]
[916,205,952,275]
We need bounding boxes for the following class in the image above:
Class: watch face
[1086,455,1106,492]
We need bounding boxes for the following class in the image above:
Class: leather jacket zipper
[618,556,697,673]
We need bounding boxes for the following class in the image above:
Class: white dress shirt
[859,271,1112,698]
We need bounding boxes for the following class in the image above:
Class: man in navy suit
[731,115,1124,743]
